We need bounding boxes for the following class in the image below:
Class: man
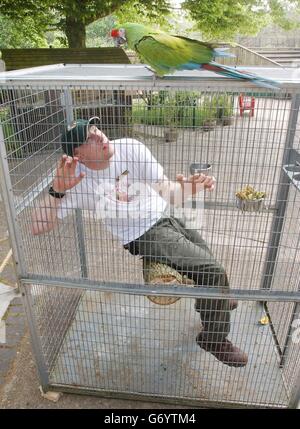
[31,118,248,367]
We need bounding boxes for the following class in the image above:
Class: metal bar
[1,80,298,94]
[279,241,300,368]
[75,209,88,278]
[192,200,276,212]
[0,63,65,77]
[0,65,299,91]
[21,275,300,302]
[261,94,300,290]
[64,88,89,279]
[62,88,74,125]
[14,188,278,218]
[0,124,26,276]
[280,300,300,367]
[15,168,56,215]
[288,368,300,408]
[282,148,300,194]
[20,283,50,390]
[48,383,287,409]
[0,124,51,390]
[263,301,285,363]
[62,86,88,279]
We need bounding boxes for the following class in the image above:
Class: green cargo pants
[124,215,231,342]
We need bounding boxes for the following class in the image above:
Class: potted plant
[164,103,179,142]
[236,185,266,212]
[201,96,217,132]
[213,94,235,126]
[202,118,217,131]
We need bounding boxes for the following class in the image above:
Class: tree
[116,0,172,28]
[0,0,171,48]
[86,4,171,48]
[183,0,300,40]
[0,14,48,48]
[0,0,299,48]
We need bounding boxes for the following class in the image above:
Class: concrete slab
[50,292,289,408]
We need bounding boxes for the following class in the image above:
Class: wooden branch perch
[143,259,194,305]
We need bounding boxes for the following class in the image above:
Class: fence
[0,48,130,71]
[0,64,299,408]
[237,27,300,49]
[127,43,282,68]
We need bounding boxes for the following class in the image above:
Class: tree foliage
[0,0,171,48]
[183,0,300,40]
[268,0,300,30]
[0,0,299,48]
[116,1,171,29]
[86,15,116,48]
[0,14,48,48]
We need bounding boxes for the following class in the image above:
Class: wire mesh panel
[0,65,300,408]
[24,282,298,408]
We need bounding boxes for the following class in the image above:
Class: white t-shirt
[57,138,167,245]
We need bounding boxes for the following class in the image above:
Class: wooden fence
[0,47,130,71]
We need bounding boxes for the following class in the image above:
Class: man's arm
[31,194,63,235]
[152,173,216,206]
[151,175,183,206]
[30,155,85,236]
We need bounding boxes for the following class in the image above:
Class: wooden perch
[143,259,194,305]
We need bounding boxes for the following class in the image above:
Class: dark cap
[61,119,89,157]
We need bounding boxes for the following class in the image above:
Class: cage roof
[0,64,299,91]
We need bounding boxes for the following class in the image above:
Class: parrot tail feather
[203,62,280,90]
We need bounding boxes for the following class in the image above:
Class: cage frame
[0,64,300,408]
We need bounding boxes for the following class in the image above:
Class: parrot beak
[111,28,126,47]
[114,36,126,47]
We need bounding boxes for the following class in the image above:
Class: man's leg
[168,217,232,344]
[171,217,238,312]
[126,217,247,367]
[161,218,247,367]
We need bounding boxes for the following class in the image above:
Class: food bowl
[190,163,212,175]
[236,197,265,212]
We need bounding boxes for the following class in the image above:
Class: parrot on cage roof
[111,23,280,90]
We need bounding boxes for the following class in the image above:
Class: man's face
[74,126,114,170]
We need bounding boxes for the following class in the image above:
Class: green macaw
[111,23,279,89]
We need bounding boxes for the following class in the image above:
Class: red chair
[238,93,255,117]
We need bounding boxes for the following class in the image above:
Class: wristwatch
[48,186,65,199]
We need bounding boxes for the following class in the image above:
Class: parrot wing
[135,33,214,76]
[170,35,217,50]
[174,36,235,58]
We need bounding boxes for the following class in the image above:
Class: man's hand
[52,155,85,193]
[176,173,216,197]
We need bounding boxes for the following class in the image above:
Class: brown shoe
[196,333,248,367]
[228,300,238,310]
[194,299,238,312]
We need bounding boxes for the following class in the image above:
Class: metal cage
[0,64,300,408]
